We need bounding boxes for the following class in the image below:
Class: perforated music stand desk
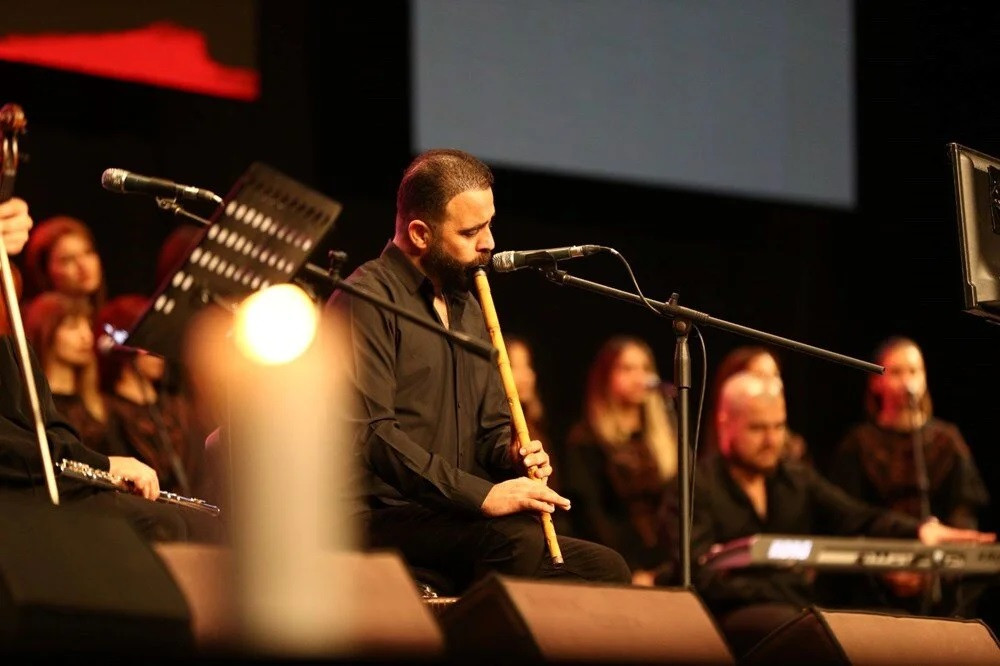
[123,162,343,361]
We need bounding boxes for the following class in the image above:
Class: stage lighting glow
[234,284,318,365]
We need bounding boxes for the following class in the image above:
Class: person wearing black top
[0,197,185,541]
[562,336,677,585]
[23,291,110,452]
[661,371,993,658]
[96,294,206,498]
[328,149,629,590]
[829,336,990,614]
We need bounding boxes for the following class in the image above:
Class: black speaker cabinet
[155,544,445,658]
[743,606,1000,665]
[0,495,192,655]
[441,574,734,664]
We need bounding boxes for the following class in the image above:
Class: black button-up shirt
[330,242,515,516]
[664,455,921,612]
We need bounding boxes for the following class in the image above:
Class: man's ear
[407,219,433,251]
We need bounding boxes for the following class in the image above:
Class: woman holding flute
[328,149,630,592]
[0,198,189,541]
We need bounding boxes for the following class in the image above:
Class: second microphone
[102,168,222,205]
[492,245,607,273]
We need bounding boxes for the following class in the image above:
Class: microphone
[96,334,148,356]
[96,324,150,356]
[101,168,222,205]
[492,245,606,273]
[646,375,678,397]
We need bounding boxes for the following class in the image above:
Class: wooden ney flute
[473,267,564,565]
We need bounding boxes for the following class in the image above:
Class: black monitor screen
[949,142,1000,322]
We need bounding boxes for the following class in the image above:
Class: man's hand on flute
[516,438,552,480]
[481,477,571,517]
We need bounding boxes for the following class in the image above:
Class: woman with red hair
[832,337,988,529]
[96,294,207,498]
[22,215,105,309]
[829,336,989,614]
[24,292,108,451]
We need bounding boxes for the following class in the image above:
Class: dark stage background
[0,0,997,603]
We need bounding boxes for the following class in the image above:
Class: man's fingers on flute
[519,439,544,457]
[532,485,570,510]
[534,463,553,481]
[524,499,556,513]
[481,478,568,516]
[522,451,549,470]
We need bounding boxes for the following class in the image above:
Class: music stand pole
[540,267,883,588]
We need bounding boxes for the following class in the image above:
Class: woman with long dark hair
[562,335,677,584]
[24,292,108,451]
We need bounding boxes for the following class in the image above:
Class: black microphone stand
[909,392,940,614]
[539,266,882,588]
[910,395,933,522]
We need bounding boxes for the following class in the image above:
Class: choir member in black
[663,371,993,658]
[95,294,207,498]
[829,336,990,614]
[0,198,185,540]
[22,214,105,311]
[562,336,677,585]
[24,292,109,451]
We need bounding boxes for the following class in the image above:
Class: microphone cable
[605,247,709,559]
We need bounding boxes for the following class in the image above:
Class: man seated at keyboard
[660,371,995,659]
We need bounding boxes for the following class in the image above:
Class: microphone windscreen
[492,252,516,272]
[101,168,127,191]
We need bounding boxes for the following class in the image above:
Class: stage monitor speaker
[0,496,192,656]
[154,544,444,659]
[743,606,1000,665]
[440,574,734,664]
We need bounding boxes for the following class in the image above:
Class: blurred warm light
[233,284,318,365]
[183,284,357,654]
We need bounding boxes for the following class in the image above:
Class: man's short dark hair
[396,149,493,232]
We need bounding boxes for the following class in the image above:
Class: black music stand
[122,162,343,360]
[948,142,1000,326]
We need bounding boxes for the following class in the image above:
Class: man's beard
[726,446,780,477]
[424,240,491,292]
